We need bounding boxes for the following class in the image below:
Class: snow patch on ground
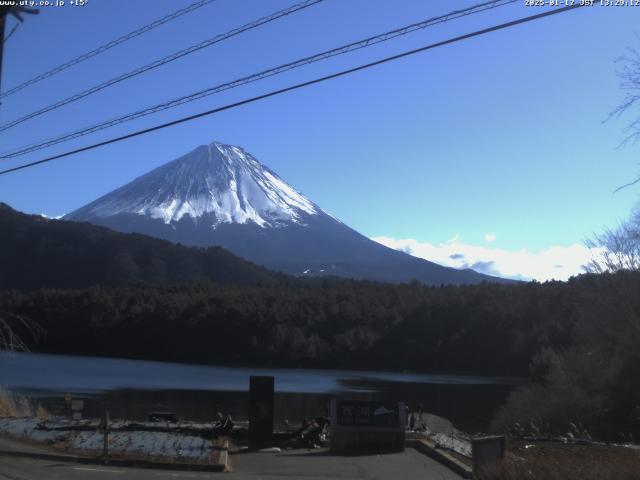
[73,430,210,459]
[0,417,215,462]
[423,429,472,457]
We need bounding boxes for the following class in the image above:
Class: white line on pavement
[73,467,126,474]
[72,467,212,478]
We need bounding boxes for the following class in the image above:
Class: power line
[0,4,585,177]
[0,0,325,132]
[0,0,218,100]
[0,0,517,160]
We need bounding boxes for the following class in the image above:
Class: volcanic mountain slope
[65,141,510,285]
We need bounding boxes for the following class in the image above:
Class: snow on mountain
[69,141,321,228]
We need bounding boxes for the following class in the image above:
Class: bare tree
[585,43,640,271]
[0,310,43,352]
[586,207,640,273]
[611,45,640,142]
[610,44,640,190]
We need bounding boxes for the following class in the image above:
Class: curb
[0,443,229,472]
[406,438,473,479]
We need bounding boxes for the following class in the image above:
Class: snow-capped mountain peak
[68,141,321,228]
[65,140,511,286]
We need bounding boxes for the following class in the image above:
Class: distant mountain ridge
[66,141,512,285]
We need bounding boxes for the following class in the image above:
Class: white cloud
[484,233,496,243]
[371,236,605,282]
[40,213,64,220]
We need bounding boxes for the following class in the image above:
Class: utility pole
[0,6,39,99]
[0,7,8,95]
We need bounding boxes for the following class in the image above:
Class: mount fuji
[65,141,508,285]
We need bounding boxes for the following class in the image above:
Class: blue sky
[1,0,639,280]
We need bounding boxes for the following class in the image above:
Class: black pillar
[249,375,274,444]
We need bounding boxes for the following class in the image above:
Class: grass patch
[0,387,48,418]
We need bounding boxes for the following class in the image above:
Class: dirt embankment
[478,439,640,480]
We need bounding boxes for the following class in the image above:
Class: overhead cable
[0,4,585,177]
[0,0,325,132]
[0,0,516,158]
[0,0,219,99]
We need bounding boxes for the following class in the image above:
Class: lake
[0,352,521,432]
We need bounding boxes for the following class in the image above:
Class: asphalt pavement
[0,447,462,479]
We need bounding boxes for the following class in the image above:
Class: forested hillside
[0,203,286,288]
[2,271,636,376]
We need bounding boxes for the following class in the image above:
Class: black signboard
[248,375,274,442]
[336,400,399,428]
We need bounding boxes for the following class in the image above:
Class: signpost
[101,410,110,462]
[71,399,83,420]
[330,399,405,453]
[336,400,400,428]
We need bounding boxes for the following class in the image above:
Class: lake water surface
[1,352,521,431]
